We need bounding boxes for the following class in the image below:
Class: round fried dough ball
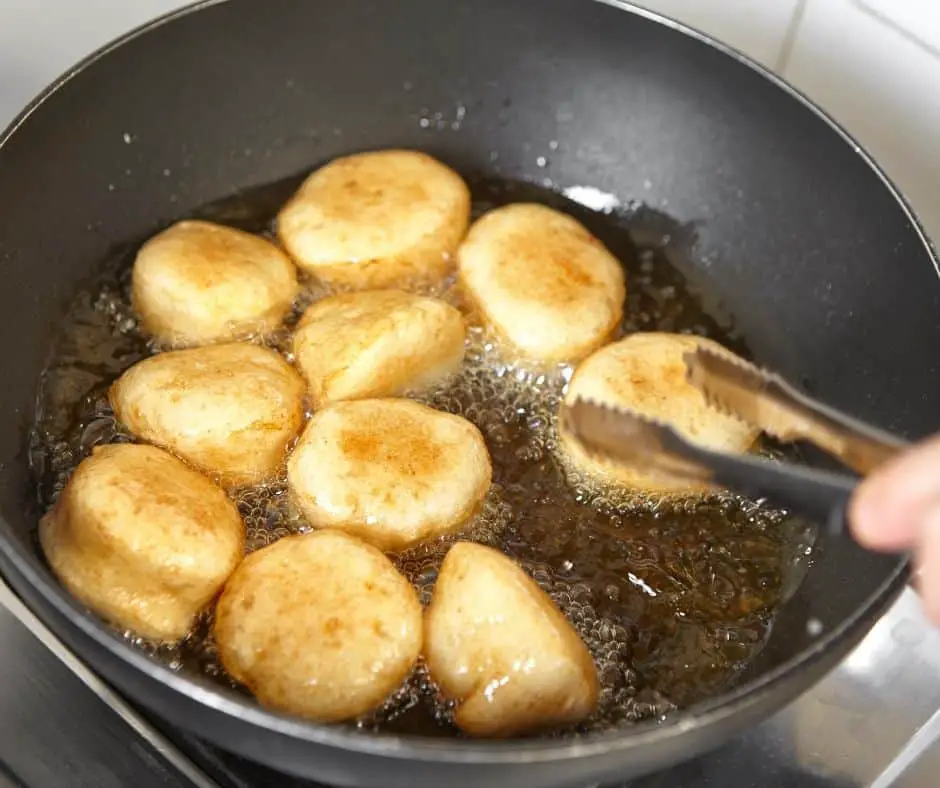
[277,150,471,289]
[293,289,466,407]
[424,542,599,737]
[287,399,491,551]
[214,530,422,722]
[132,220,299,347]
[39,443,244,642]
[110,343,305,487]
[559,332,759,494]
[457,203,626,363]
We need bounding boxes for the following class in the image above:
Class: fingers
[848,434,940,626]
[915,502,940,624]
[849,433,940,552]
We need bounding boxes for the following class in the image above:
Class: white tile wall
[0,0,938,241]
[635,0,940,242]
[784,0,940,243]
[855,0,940,55]
[0,0,190,126]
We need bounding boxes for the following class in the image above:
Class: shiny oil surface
[28,173,814,737]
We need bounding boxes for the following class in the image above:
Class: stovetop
[1,577,939,788]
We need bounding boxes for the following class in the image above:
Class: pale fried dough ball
[110,343,305,486]
[287,399,491,551]
[424,542,599,737]
[457,203,626,363]
[39,443,244,642]
[277,150,470,289]
[132,220,299,347]
[559,332,759,494]
[214,530,422,722]
[292,289,465,407]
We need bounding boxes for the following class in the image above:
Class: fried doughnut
[214,530,422,722]
[132,220,299,347]
[287,399,491,551]
[293,290,465,407]
[39,443,244,642]
[559,332,759,493]
[424,542,599,737]
[277,149,471,289]
[457,203,625,363]
[110,343,305,486]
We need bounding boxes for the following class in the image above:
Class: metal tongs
[561,346,910,536]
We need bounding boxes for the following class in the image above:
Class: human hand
[850,433,940,623]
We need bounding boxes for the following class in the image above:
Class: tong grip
[777,386,908,475]
[684,346,909,476]
[680,440,856,536]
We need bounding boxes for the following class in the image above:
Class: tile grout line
[851,0,940,60]
[775,0,809,75]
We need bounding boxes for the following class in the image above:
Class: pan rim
[0,0,930,765]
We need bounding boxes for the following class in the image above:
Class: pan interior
[29,169,821,736]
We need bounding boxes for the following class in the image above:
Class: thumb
[849,432,940,552]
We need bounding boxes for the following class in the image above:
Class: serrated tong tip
[683,345,906,475]
[562,397,710,483]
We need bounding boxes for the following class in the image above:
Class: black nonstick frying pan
[0,1,938,786]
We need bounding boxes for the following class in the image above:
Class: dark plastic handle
[683,443,857,535]
[823,498,849,538]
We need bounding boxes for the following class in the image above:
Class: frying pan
[0,0,937,786]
